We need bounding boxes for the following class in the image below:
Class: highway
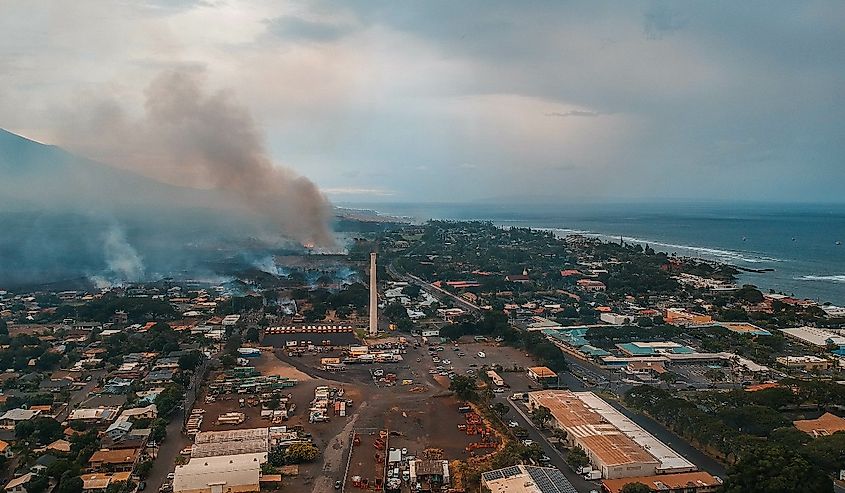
[385,261,481,314]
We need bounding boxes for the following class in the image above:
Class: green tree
[566,447,589,471]
[723,446,832,493]
[178,352,202,371]
[155,384,184,417]
[402,284,422,299]
[57,476,83,493]
[284,443,319,464]
[45,459,72,480]
[219,354,236,368]
[17,417,63,445]
[531,405,553,430]
[449,375,478,402]
[268,447,286,467]
[27,475,49,493]
[244,327,259,343]
[135,461,153,479]
[621,483,651,493]
[491,402,510,417]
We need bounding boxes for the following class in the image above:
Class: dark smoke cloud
[58,69,334,247]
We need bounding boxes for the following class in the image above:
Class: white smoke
[56,69,335,247]
[103,225,145,281]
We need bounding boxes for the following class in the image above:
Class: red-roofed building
[577,279,606,292]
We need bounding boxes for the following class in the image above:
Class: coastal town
[1,220,844,493]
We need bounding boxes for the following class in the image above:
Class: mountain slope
[0,129,294,286]
[0,128,220,211]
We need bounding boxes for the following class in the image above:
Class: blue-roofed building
[543,328,589,347]
[617,343,656,356]
[579,345,611,357]
[669,346,695,354]
[617,341,695,357]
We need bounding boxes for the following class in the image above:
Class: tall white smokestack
[369,252,378,337]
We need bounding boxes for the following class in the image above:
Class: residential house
[80,472,132,493]
[0,409,40,429]
[31,454,57,474]
[0,440,12,458]
[46,439,71,454]
[576,279,606,292]
[87,448,141,472]
[4,473,33,493]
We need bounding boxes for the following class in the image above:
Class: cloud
[643,2,688,40]
[323,187,395,197]
[545,110,606,118]
[1,1,844,203]
[265,16,354,42]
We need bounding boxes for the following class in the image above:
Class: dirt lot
[253,351,314,381]
[191,338,544,493]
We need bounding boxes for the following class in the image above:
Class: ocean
[344,202,845,305]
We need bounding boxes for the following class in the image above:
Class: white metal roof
[173,453,264,493]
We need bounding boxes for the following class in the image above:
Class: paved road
[497,396,600,493]
[548,357,727,478]
[386,262,481,314]
[146,408,190,493]
[56,370,107,422]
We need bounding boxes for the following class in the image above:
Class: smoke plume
[103,224,145,281]
[58,70,334,247]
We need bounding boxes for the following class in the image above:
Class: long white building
[528,390,695,479]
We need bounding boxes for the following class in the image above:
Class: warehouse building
[528,390,695,479]
[174,453,264,493]
[601,471,723,493]
[192,428,270,458]
[780,326,845,348]
[775,355,832,371]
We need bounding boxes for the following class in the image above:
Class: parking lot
[670,363,744,389]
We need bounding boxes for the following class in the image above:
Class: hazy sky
[2,1,844,203]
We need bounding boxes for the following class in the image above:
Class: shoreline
[348,203,844,305]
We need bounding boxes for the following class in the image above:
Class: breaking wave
[540,228,783,265]
[797,275,845,283]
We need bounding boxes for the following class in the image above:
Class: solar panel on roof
[525,466,578,493]
[480,469,505,482]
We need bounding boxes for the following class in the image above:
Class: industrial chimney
[369,252,378,337]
